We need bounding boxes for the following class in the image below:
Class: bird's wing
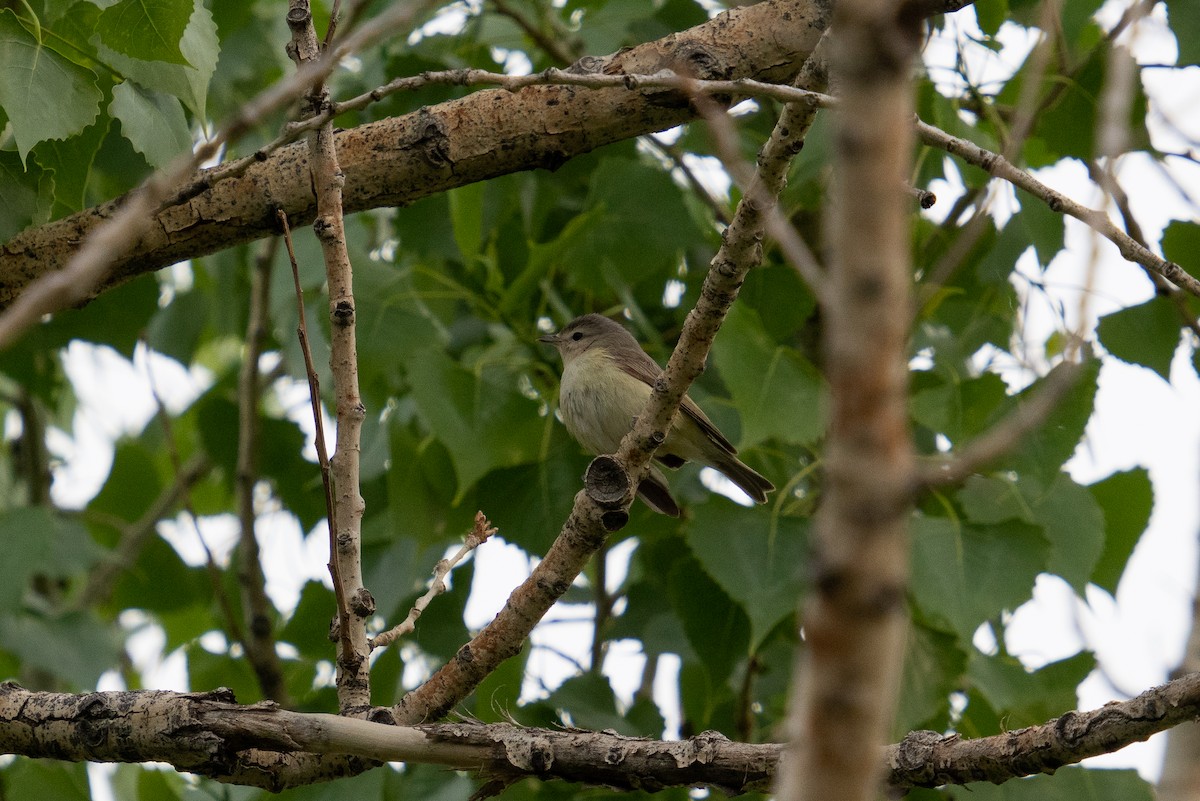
[612,345,738,456]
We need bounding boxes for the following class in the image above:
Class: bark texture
[775,0,921,800]
[0,0,831,310]
[4,676,1200,792]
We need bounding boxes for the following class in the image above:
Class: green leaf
[1034,47,1151,163]
[94,0,217,119]
[0,610,121,687]
[687,500,806,651]
[0,149,51,239]
[0,507,100,608]
[710,304,825,448]
[1097,297,1181,381]
[45,274,159,358]
[1167,0,1200,66]
[1004,359,1100,485]
[909,516,1049,644]
[668,554,749,685]
[384,419,463,549]
[474,426,591,555]
[88,440,164,525]
[279,580,337,661]
[110,80,192,168]
[0,759,91,801]
[910,372,1010,444]
[0,9,102,161]
[1162,220,1200,280]
[111,762,189,801]
[110,535,210,619]
[960,767,1154,801]
[404,347,544,501]
[146,287,210,364]
[975,0,1008,35]
[970,651,1096,729]
[548,673,638,734]
[187,643,262,701]
[1088,469,1153,594]
[610,545,694,659]
[897,622,967,735]
[448,180,485,265]
[958,473,1106,594]
[97,0,192,65]
[564,156,703,295]
[30,116,111,217]
[1014,196,1065,269]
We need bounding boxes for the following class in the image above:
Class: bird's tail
[714,454,775,504]
[637,465,681,517]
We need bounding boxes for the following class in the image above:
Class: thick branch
[394,44,827,727]
[3,674,1200,792]
[0,0,832,309]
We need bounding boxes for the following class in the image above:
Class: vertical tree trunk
[776,2,921,800]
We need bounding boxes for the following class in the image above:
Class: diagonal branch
[916,360,1086,489]
[392,48,828,729]
[76,454,211,610]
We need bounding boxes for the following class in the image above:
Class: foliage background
[0,0,1198,799]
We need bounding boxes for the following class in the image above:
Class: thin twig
[288,0,373,711]
[916,361,1085,489]
[279,209,345,666]
[235,235,291,704]
[1087,160,1200,338]
[75,454,210,609]
[142,351,245,645]
[645,135,733,226]
[590,540,610,674]
[913,117,1200,296]
[370,512,498,651]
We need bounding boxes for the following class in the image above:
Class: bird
[539,313,775,516]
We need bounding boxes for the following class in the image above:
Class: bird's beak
[537,332,560,345]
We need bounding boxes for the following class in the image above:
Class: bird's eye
[571,332,583,341]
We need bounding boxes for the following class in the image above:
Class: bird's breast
[559,349,651,454]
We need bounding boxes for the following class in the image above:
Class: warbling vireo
[539,314,775,516]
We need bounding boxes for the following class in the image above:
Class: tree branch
[391,10,831,727]
[235,236,291,706]
[916,360,1086,489]
[75,454,211,610]
[3,671,1200,793]
[0,0,834,309]
[369,512,496,651]
[287,0,372,713]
